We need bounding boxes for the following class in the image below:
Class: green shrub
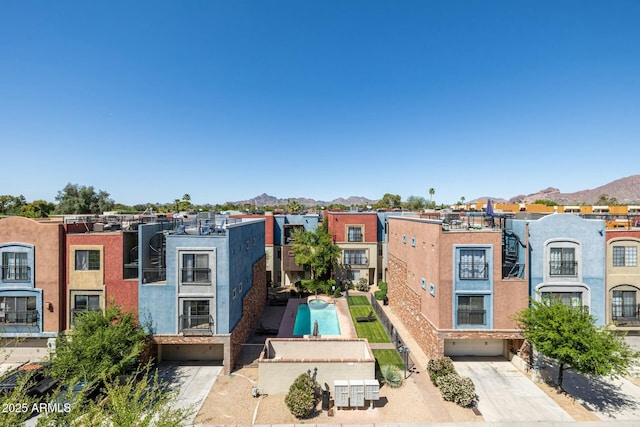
[374,290,385,300]
[435,373,476,407]
[356,277,370,292]
[427,357,456,386]
[380,364,403,388]
[333,287,342,298]
[378,281,388,293]
[285,373,319,419]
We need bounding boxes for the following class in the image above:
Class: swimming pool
[293,300,341,336]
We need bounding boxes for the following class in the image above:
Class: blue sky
[1,1,639,206]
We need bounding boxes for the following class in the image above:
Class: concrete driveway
[453,358,573,422]
[157,362,222,425]
[536,355,640,421]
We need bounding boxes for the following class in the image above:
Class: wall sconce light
[46,302,53,312]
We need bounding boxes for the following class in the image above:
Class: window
[72,295,100,324]
[344,250,367,265]
[613,246,637,267]
[541,292,583,309]
[2,252,29,281]
[549,248,577,276]
[0,296,37,325]
[459,249,488,280]
[74,295,100,311]
[347,226,363,242]
[411,237,416,247]
[75,250,100,271]
[612,291,637,318]
[181,253,210,284]
[347,269,360,281]
[182,300,210,330]
[457,296,485,325]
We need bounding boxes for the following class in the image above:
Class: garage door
[161,344,224,363]
[444,339,504,357]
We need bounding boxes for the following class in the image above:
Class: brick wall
[229,255,267,369]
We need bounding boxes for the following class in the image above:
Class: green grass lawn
[348,295,370,306]
[372,349,404,369]
[349,305,391,343]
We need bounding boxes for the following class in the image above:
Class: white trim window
[549,248,577,276]
[181,253,210,284]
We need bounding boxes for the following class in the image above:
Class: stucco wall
[258,338,375,395]
[525,214,606,325]
[0,217,65,335]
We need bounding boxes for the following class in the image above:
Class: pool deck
[278,295,357,339]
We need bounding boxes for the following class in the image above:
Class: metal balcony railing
[612,304,640,320]
[1,266,31,281]
[457,309,486,326]
[142,268,166,283]
[0,310,39,325]
[180,314,214,335]
[549,261,578,276]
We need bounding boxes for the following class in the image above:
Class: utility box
[349,380,365,408]
[364,379,380,401]
[333,380,349,408]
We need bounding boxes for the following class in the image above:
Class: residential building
[326,211,380,285]
[0,217,65,338]
[274,213,319,287]
[139,215,266,373]
[64,215,140,328]
[387,215,528,359]
[606,229,640,331]
[520,214,606,325]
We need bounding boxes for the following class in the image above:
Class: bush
[374,290,385,300]
[435,373,476,407]
[378,281,388,294]
[285,373,319,419]
[356,277,370,292]
[333,287,342,298]
[427,357,456,386]
[380,364,403,388]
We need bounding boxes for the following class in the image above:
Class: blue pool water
[293,301,341,336]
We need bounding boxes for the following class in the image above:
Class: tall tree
[291,224,341,280]
[54,183,115,215]
[515,298,638,390]
[20,200,56,218]
[0,194,27,215]
[429,187,435,203]
[373,193,402,210]
[404,195,427,211]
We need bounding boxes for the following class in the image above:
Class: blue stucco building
[520,214,606,325]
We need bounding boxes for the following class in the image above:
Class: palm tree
[428,188,435,203]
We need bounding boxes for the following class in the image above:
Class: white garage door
[444,339,504,357]
[161,344,224,363]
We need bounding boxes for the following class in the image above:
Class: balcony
[180,314,214,336]
[1,266,31,282]
[457,309,486,326]
[142,268,166,284]
[180,268,211,285]
[549,261,578,277]
[0,310,39,326]
[612,304,640,327]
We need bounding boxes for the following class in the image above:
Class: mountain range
[233,175,640,207]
